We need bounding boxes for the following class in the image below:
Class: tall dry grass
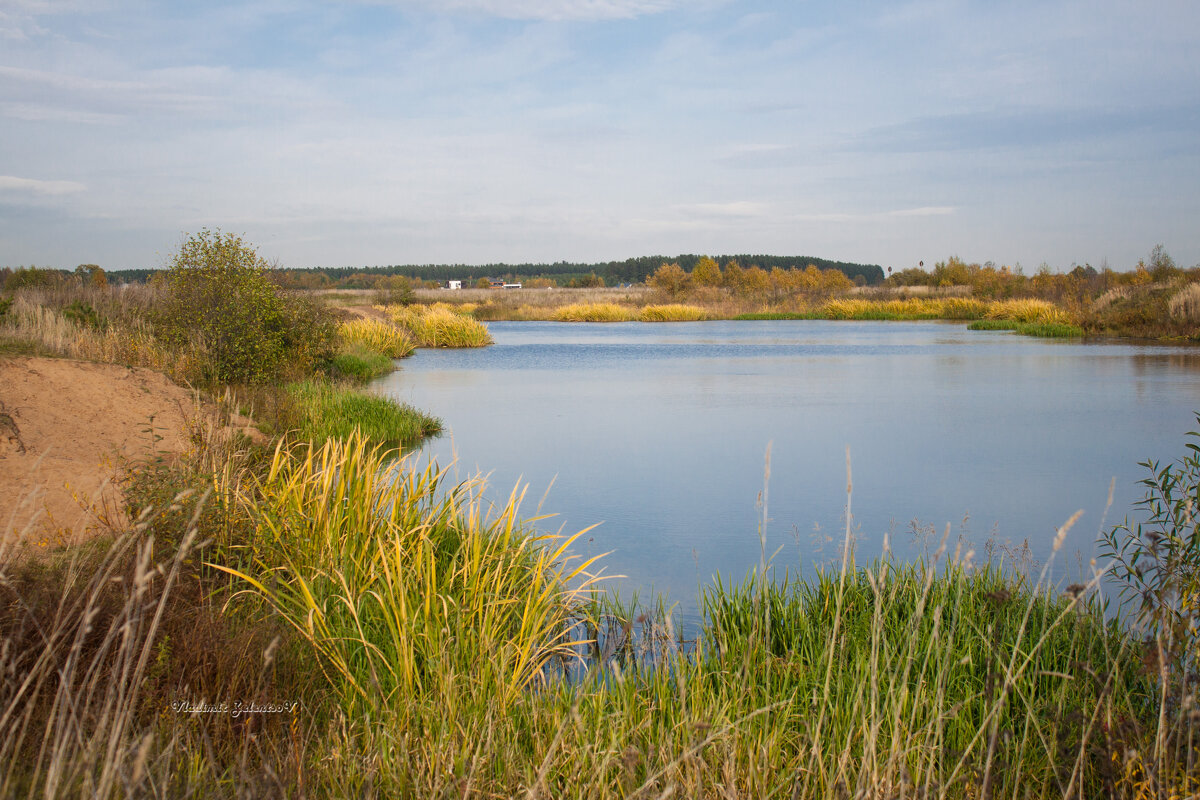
[0,514,200,797]
[550,303,637,322]
[639,304,708,321]
[336,318,415,358]
[1,294,209,382]
[815,297,988,320]
[984,298,1076,325]
[385,304,493,347]
[213,434,603,711]
[1168,283,1200,323]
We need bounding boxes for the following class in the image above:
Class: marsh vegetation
[2,236,1199,797]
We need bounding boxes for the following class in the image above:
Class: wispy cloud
[678,201,769,218]
[395,0,681,21]
[0,176,86,196]
[889,206,955,217]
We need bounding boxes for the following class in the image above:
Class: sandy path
[1,357,214,543]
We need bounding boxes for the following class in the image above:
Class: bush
[1102,417,1200,680]
[647,263,691,296]
[158,230,336,384]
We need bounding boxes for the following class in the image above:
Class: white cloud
[0,176,86,195]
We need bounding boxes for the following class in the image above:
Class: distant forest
[106,254,885,287]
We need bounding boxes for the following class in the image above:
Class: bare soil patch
[0,356,254,544]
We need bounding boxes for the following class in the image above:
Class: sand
[0,356,253,544]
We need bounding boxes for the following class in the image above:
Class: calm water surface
[375,321,1200,612]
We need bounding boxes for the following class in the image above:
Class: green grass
[1014,321,1085,337]
[285,378,441,447]
[328,345,395,382]
[699,560,1149,797]
[735,311,811,320]
[969,319,1086,337]
[967,319,1020,331]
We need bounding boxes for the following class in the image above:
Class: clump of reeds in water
[337,318,415,358]
[984,298,1075,325]
[551,303,637,322]
[639,304,708,322]
[284,378,440,446]
[385,303,493,347]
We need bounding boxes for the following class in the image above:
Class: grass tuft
[639,304,708,321]
[329,346,396,382]
[285,378,441,446]
[386,304,493,347]
[337,318,415,358]
[551,302,637,322]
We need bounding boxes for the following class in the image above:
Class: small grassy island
[1,236,1198,797]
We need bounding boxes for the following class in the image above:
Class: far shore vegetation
[6,243,1199,340]
[2,235,1199,796]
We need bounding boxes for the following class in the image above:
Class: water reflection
[375,321,1200,614]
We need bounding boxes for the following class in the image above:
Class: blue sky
[1,0,1197,271]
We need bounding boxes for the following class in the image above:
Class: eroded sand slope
[1,357,203,542]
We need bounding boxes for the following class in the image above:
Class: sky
[1,0,1198,272]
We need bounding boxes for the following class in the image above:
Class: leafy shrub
[647,263,691,296]
[62,300,105,330]
[374,275,415,307]
[1102,417,1200,680]
[1,266,66,291]
[158,230,336,384]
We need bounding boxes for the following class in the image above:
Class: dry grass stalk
[1168,282,1200,323]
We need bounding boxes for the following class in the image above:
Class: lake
[374,320,1200,614]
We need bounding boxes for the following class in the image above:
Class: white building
[446,280,462,290]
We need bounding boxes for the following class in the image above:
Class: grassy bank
[0,235,442,447]
[284,379,441,446]
[4,415,1198,796]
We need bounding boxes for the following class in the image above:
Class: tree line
[3,253,884,290]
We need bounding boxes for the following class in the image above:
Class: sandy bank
[0,356,253,544]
